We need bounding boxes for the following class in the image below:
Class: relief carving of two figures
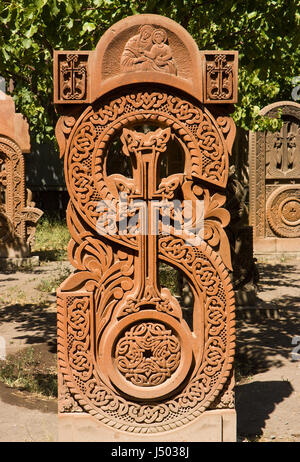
[121,25,177,75]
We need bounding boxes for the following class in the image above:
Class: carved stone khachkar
[54,14,238,442]
[249,101,300,256]
[0,91,43,266]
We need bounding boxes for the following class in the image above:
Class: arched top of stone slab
[0,91,30,153]
[91,14,202,102]
[259,100,300,118]
[53,14,238,106]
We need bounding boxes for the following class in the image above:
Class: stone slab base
[0,255,40,270]
[254,238,300,262]
[58,409,236,442]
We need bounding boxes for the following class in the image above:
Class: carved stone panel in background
[249,101,300,254]
[0,91,43,261]
[266,117,300,179]
[54,14,237,442]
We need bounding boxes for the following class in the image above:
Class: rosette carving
[266,185,300,238]
[115,322,181,386]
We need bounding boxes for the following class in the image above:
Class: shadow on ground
[236,380,294,439]
[236,307,299,376]
[0,302,56,347]
[257,262,300,291]
[235,261,300,439]
[236,261,300,375]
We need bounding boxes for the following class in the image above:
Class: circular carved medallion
[115,322,181,387]
[280,198,300,226]
[266,186,300,237]
[99,311,193,400]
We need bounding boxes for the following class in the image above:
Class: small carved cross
[60,54,86,100]
[274,121,296,172]
[207,55,233,100]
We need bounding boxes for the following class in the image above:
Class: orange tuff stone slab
[0,91,43,260]
[249,101,300,256]
[54,14,237,442]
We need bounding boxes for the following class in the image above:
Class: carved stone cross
[60,54,87,100]
[273,121,297,172]
[121,127,171,302]
[207,54,233,100]
[54,14,238,442]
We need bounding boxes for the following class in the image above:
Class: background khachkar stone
[54,14,238,442]
[0,90,43,267]
[249,101,300,258]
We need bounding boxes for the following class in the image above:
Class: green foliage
[37,264,71,292]
[32,215,70,260]
[0,0,299,142]
[0,346,57,397]
[159,263,180,295]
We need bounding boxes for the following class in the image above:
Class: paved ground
[0,261,64,442]
[0,381,58,442]
[0,259,299,442]
[236,258,300,442]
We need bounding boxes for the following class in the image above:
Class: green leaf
[2,48,9,61]
[66,18,74,29]
[65,3,73,15]
[25,25,38,38]
[52,3,60,16]
[292,76,300,85]
[34,0,48,9]
[22,38,32,49]
[248,11,257,20]
[82,22,96,33]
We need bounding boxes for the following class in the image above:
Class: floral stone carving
[54,14,237,441]
[0,91,43,260]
